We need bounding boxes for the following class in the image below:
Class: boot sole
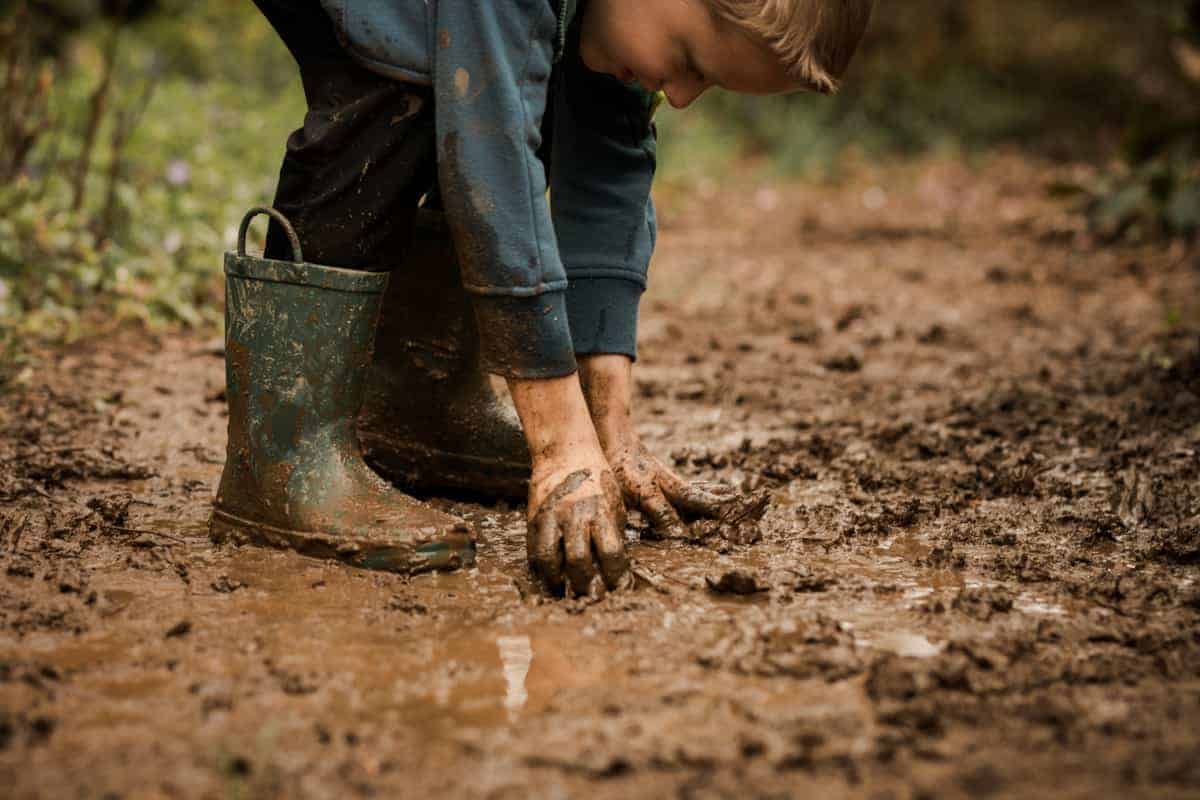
[362,437,530,501]
[209,508,475,574]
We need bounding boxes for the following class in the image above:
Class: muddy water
[2,157,1199,798]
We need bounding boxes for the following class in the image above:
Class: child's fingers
[658,471,730,518]
[563,500,600,597]
[527,510,565,595]
[591,513,629,591]
[639,488,688,539]
[695,480,739,498]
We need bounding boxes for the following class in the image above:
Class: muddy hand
[507,370,632,596]
[578,354,732,539]
[606,440,731,539]
[526,464,629,595]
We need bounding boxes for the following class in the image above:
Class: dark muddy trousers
[254,0,440,271]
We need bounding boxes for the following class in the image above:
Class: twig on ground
[106,525,186,545]
[3,513,30,553]
[630,562,671,594]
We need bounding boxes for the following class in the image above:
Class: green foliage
[0,0,302,353]
[1086,140,1200,242]
[1082,1,1200,242]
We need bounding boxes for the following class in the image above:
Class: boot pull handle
[237,207,304,263]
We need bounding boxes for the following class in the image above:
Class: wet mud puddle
[3,506,1094,751]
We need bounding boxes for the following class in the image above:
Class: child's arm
[549,44,658,366]
[508,372,630,595]
[433,1,629,593]
[548,39,728,534]
[579,355,730,537]
[432,2,576,379]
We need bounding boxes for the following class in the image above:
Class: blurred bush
[660,1,1199,179]
[0,0,301,363]
[1081,2,1200,241]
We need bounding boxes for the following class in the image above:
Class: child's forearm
[506,371,630,595]
[577,354,635,453]
[506,372,604,466]
[577,353,732,537]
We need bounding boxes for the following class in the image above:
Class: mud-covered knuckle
[620,476,651,505]
[611,456,653,501]
[614,471,643,506]
[608,455,634,483]
[536,468,591,513]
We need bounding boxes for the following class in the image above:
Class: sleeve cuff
[470,291,578,379]
[565,277,644,360]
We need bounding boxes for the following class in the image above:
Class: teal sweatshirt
[319,0,658,378]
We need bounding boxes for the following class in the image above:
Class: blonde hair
[702,0,875,94]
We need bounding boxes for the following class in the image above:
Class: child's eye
[684,47,706,83]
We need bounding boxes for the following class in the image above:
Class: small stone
[706,570,770,595]
[822,352,862,373]
[165,620,192,638]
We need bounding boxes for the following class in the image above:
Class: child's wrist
[506,373,604,465]
[577,354,634,444]
[589,410,632,453]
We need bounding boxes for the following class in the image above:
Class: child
[211,0,874,595]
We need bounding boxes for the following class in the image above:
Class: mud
[2,155,1199,798]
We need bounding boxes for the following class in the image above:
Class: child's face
[579,0,807,109]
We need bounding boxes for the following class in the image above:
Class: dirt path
[2,155,1199,799]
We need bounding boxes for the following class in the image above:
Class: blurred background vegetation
[0,0,1198,368]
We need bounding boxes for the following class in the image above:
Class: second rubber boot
[358,208,532,501]
[210,209,476,574]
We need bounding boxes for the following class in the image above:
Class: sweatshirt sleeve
[433,0,576,379]
[549,45,658,361]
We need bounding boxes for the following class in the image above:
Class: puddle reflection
[496,635,532,719]
[864,630,943,658]
[408,625,616,731]
[1014,596,1068,616]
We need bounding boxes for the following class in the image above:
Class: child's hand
[507,372,631,596]
[578,355,731,538]
[526,457,629,595]
[602,438,730,538]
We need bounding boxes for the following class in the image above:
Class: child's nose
[665,81,706,109]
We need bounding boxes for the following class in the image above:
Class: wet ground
[2,155,1199,799]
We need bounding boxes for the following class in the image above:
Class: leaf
[1044,179,1088,199]
[1091,182,1151,239]
[1166,181,1200,234]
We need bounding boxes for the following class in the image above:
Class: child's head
[580,0,874,108]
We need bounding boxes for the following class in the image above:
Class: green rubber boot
[210,208,476,574]
[358,208,532,501]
